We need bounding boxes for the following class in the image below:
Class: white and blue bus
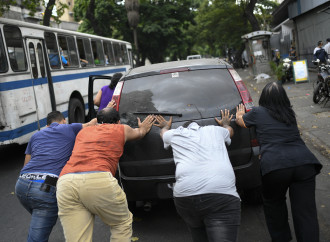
[0,18,133,146]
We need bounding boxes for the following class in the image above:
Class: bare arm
[124,115,156,142]
[94,89,102,107]
[82,118,98,129]
[23,154,31,167]
[214,109,234,138]
[235,104,247,128]
[154,115,173,139]
[80,58,88,64]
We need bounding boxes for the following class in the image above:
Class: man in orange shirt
[56,103,155,242]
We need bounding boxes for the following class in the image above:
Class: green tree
[0,0,67,26]
[193,0,249,57]
[137,0,197,63]
[74,0,129,38]
[192,0,278,64]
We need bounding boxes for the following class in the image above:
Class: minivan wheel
[240,186,263,205]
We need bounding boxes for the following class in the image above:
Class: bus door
[26,38,53,130]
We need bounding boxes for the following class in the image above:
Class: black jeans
[262,164,319,242]
[174,193,241,242]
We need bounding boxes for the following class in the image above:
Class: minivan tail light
[111,81,124,111]
[228,69,254,111]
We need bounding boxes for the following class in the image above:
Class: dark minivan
[111,59,261,203]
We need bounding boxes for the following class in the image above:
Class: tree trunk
[43,0,55,26]
[86,0,103,35]
[245,0,260,31]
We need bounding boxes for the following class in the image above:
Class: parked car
[187,54,202,60]
[90,59,261,204]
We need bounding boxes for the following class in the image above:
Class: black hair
[182,121,193,128]
[97,108,120,124]
[109,73,123,89]
[259,82,297,125]
[47,111,65,125]
[318,40,323,46]
[327,38,330,42]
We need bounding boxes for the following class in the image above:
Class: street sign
[292,59,309,84]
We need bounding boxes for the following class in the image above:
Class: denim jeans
[174,193,241,242]
[15,177,58,242]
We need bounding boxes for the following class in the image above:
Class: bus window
[83,39,93,65]
[113,42,123,65]
[77,38,93,66]
[4,25,27,72]
[120,44,129,65]
[37,43,46,78]
[29,43,38,79]
[0,30,8,73]
[58,35,79,67]
[67,37,79,66]
[103,41,115,66]
[91,39,105,65]
[45,32,61,69]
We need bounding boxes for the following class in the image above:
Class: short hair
[109,73,123,89]
[182,121,193,128]
[47,111,65,125]
[96,108,120,124]
[327,38,330,42]
[318,41,323,46]
[259,82,296,125]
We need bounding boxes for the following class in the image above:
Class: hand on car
[215,109,233,127]
[235,103,246,127]
[154,115,173,130]
[236,104,246,117]
[106,100,116,109]
[138,115,156,133]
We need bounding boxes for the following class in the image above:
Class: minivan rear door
[119,68,252,177]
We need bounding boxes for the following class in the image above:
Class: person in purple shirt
[15,111,97,242]
[94,72,123,110]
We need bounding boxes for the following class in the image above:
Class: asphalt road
[0,68,329,242]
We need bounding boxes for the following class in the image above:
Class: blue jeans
[174,193,241,242]
[15,178,58,242]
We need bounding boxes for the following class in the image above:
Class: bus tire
[68,98,85,123]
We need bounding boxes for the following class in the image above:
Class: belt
[20,173,58,186]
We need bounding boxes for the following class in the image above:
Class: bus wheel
[68,98,85,123]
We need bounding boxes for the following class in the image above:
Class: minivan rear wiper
[133,112,182,117]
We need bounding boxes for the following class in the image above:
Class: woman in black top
[235,82,322,242]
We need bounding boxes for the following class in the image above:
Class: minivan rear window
[119,69,242,125]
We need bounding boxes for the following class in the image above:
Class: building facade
[2,0,78,31]
[272,0,330,67]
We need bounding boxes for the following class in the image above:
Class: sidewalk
[236,68,330,160]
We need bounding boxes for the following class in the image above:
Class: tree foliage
[138,0,197,63]
[74,0,129,38]
[0,0,67,26]
[1,0,279,64]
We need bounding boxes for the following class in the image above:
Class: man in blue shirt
[15,111,97,242]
